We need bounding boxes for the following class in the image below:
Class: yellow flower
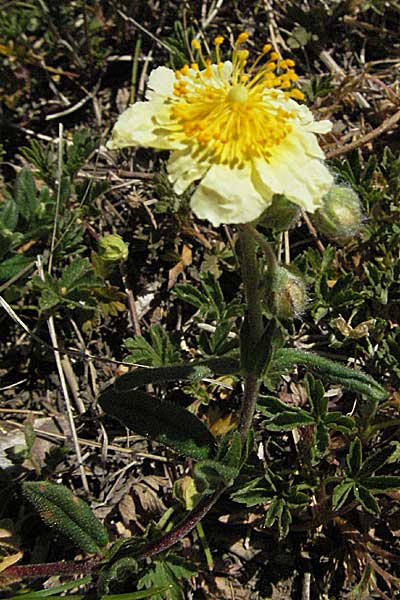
[107,34,333,226]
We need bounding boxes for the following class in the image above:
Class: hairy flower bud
[313,185,363,242]
[269,266,307,320]
[98,234,129,263]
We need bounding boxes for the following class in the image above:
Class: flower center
[227,84,249,104]
[164,34,304,168]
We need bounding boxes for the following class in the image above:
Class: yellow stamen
[236,32,250,45]
[166,36,304,167]
[290,88,305,100]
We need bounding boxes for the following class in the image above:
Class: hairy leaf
[99,388,217,460]
[22,482,108,553]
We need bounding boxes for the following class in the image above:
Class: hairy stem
[3,557,98,579]
[139,487,224,559]
[238,225,264,439]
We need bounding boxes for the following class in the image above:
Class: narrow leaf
[15,168,37,221]
[10,588,173,600]
[359,445,395,477]
[274,349,388,402]
[332,480,354,511]
[362,476,400,492]
[347,438,362,476]
[114,363,213,391]
[265,411,315,431]
[354,485,379,515]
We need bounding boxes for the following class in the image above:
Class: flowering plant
[108,33,333,225]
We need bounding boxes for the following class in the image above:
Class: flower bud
[98,234,129,263]
[313,185,363,242]
[269,266,307,320]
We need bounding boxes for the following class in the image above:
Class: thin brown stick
[301,210,326,253]
[36,256,89,494]
[325,108,400,159]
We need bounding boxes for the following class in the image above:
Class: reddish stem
[3,488,223,579]
[3,556,98,579]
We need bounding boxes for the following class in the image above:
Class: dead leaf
[335,315,376,339]
[119,494,137,528]
[168,244,192,289]
[0,551,23,573]
[133,482,166,514]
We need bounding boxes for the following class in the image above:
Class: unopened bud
[269,266,307,320]
[313,185,363,242]
[98,234,129,263]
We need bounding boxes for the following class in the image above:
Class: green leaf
[279,503,292,539]
[173,284,208,310]
[273,349,388,402]
[325,413,355,433]
[112,357,239,392]
[115,363,213,390]
[0,254,34,281]
[252,318,279,377]
[138,556,196,600]
[65,130,98,178]
[359,445,395,477]
[314,422,329,457]
[305,374,327,418]
[5,576,92,599]
[193,458,238,493]
[332,480,354,511]
[99,388,217,460]
[257,395,303,417]
[265,497,292,538]
[11,588,174,600]
[362,476,400,492]
[125,325,181,367]
[354,484,379,515]
[0,197,19,232]
[219,431,242,471]
[15,168,37,221]
[264,497,284,527]
[59,257,99,291]
[286,488,309,507]
[346,438,362,476]
[200,271,224,313]
[265,411,315,431]
[230,477,272,507]
[22,482,109,553]
[38,282,63,311]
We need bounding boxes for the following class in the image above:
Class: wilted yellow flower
[107,34,333,226]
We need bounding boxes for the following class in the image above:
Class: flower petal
[167,151,209,194]
[106,102,160,149]
[146,66,176,100]
[255,138,333,212]
[107,102,180,151]
[293,129,326,160]
[191,164,269,226]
